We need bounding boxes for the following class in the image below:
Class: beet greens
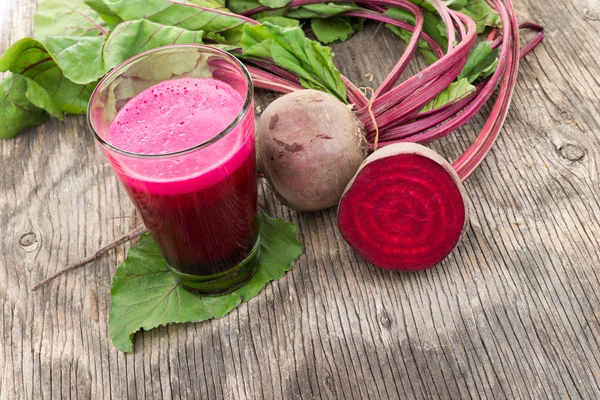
[240,0,543,179]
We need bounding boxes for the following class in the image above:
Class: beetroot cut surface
[338,144,468,271]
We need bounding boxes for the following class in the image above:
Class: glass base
[167,238,260,295]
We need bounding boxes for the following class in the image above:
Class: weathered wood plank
[2,0,600,399]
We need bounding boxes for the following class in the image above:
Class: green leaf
[106,0,249,44]
[17,76,64,120]
[39,36,106,85]
[406,0,467,12]
[474,57,497,81]
[421,78,475,112]
[187,0,232,11]
[443,0,468,9]
[384,7,450,64]
[458,41,499,83]
[257,16,301,28]
[103,20,205,73]
[228,0,361,20]
[385,25,438,64]
[258,0,292,7]
[0,38,47,72]
[2,20,208,90]
[241,22,346,102]
[286,2,360,18]
[384,7,447,49]
[109,210,303,352]
[83,0,123,29]
[43,20,207,84]
[460,1,501,33]
[349,17,366,33]
[405,0,436,12]
[403,0,500,34]
[0,38,96,114]
[227,0,263,14]
[311,17,354,44]
[34,0,109,38]
[0,36,104,85]
[0,74,64,139]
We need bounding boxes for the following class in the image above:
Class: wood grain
[2,0,600,399]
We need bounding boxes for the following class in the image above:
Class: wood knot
[558,144,585,162]
[583,9,599,21]
[19,232,38,252]
[379,311,391,328]
[325,376,336,393]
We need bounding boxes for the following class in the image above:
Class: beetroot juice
[88,46,259,294]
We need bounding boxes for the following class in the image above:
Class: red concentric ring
[338,146,467,271]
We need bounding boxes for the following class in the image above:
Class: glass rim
[87,44,254,159]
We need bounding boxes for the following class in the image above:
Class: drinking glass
[88,45,259,294]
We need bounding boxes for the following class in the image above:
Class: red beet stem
[488,28,500,41]
[363,25,542,144]
[341,11,445,60]
[365,90,478,144]
[365,3,510,145]
[369,1,425,97]
[451,10,467,39]
[519,33,544,58]
[452,0,520,180]
[342,75,369,107]
[362,3,387,13]
[490,22,544,59]
[359,10,476,119]
[363,58,468,132]
[248,59,301,84]
[432,0,457,51]
[247,66,304,93]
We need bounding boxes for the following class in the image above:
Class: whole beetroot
[256,90,366,211]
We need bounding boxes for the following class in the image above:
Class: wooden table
[2,0,600,398]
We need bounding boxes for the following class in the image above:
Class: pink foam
[107,77,253,195]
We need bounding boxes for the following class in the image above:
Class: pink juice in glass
[107,77,258,277]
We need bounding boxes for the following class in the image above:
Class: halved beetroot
[337,143,468,271]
